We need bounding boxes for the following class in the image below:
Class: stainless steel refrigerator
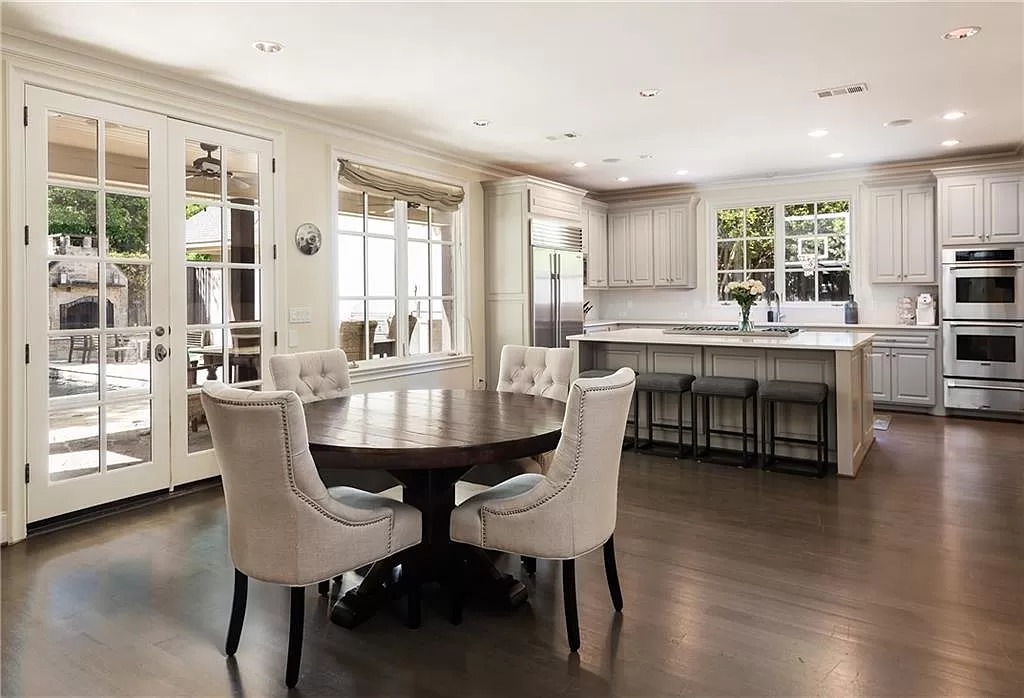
[530,219,585,348]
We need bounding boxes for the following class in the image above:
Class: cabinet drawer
[871,333,936,349]
[529,186,582,221]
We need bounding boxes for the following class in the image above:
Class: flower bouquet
[724,278,767,331]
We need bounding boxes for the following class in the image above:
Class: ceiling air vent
[814,82,868,99]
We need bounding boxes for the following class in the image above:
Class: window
[715,199,850,302]
[336,185,459,362]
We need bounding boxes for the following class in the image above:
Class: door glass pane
[106,400,152,470]
[105,332,150,394]
[228,329,261,383]
[186,328,222,388]
[430,208,454,241]
[106,193,150,257]
[185,141,222,200]
[224,149,259,204]
[50,261,102,331]
[105,122,149,190]
[339,188,364,232]
[48,336,99,399]
[338,301,369,361]
[408,241,429,296]
[366,237,395,296]
[49,406,100,481]
[226,208,259,264]
[434,299,455,353]
[186,391,211,454]
[186,267,224,324]
[431,244,454,296]
[48,112,98,183]
[408,300,431,355]
[185,204,223,262]
[49,186,98,255]
[366,195,395,236]
[107,263,150,327]
[368,300,397,358]
[338,235,365,296]
[229,268,260,323]
[408,204,428,239]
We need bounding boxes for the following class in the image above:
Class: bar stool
[633,372,696,458]
[691,377,759,466]
[759,380,829,478]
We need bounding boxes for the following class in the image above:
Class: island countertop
[567,327,876,351]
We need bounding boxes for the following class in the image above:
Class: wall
[586,175,939,325]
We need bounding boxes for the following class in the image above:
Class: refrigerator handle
[553,253,562,346]
[549,253,558,345]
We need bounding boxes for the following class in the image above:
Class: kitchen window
[334,160,463,363]
[715,199,851,302]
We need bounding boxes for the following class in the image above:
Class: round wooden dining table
[304,388,566,628]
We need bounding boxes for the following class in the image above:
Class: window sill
[348,353,473,385]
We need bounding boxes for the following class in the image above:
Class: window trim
[329,149,470,366]
[708,192,855,306]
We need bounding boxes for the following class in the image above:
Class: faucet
[769,291,784,323]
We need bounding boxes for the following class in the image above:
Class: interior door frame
[4,60,286,542]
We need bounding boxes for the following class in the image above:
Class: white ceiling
[4,2,1022,191]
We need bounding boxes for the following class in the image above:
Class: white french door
[24,87,275,522]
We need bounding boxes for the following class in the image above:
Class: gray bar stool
[633,372,696,458]
[691,377,759,466]
[759,380,829,478]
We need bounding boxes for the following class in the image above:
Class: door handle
[154,326,165,337]
[153,344,169,362]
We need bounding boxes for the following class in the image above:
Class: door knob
[154,326,165,337]
[153,344,169,362]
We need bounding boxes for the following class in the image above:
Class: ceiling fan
[186,142,251,190]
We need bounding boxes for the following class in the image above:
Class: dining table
[304,388,566,628]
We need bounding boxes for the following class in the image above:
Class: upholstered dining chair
[201,382,422,688]
[449,367,636,652]
[269,349,352,403]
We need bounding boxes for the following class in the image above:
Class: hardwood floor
[3,413,1023,696]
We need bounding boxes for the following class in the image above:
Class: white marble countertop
[582,319,938,332]
[569,327,876,351]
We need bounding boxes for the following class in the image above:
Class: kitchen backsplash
[585,284,938,325]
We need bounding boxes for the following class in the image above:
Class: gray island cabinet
[568,328,876,477]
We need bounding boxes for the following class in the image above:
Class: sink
[663,325,802,337]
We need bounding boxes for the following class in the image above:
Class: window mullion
[774,202,784,301]
[395,201,409,356]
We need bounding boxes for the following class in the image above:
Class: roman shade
[337,159,465,211]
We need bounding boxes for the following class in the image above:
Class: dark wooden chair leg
[752,396,758,464]
[225,569,248,656]
[317,580,329,596]
[285,587,304,688]
[562,559,580,652]
[522,556,537,575]
[602,536,624,612]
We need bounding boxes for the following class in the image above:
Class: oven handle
[946,381,1024,392]
[944,321,1024,328]
[946,263,1024,270]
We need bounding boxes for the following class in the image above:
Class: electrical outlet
[288,307,312,323]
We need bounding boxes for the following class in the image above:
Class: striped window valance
[337,159,465,211]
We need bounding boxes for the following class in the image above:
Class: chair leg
[741,397,748,465]
[317,580,329,596]
[677,390,685,459]
[691,391,698,459]
[817,402,826,478]
[647,391,654,446]
[285,587,304,688]
[822,399,830,475]
[703,396,711,457]
[602,536,624,612]
[752,396,759,464]
[225,569,248,656]
[633,392,640,451]
[522,556,537,576]
[562,560,580,652]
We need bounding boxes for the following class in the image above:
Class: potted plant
[725,278,766,331]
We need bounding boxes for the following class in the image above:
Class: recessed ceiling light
[943,26,981,40]
[942,110,966,121]
[639,89,661,98]
[563,131,580,139]
[572,161,588,168]
[941,139,961,147]
[638,154,654,160]
[808,129,829,138]
[472,119,491,127]
[828,152,845,159]
[884,118,914,127]
[616,176,630,182]
[602,157,621,163]
[675,169,689,176]
[252,40,283,53]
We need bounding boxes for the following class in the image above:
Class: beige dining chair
[201,382,422,688]
[449,368,636,652]
[269,349,352,403]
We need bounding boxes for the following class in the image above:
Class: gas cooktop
[662,324,802,337]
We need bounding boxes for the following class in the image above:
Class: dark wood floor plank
[3,413,1023,696]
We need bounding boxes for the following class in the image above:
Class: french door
[25,87,274,522]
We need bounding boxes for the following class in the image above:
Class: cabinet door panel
[891,349,936,405]
[629,210,654,285]
[940,178,983,245]
[901,188,936,283]
[586,209,608,287]
[868,349,891,402]
[869,189,902,283]
[607,213,631,287]
[670,205,693,288]
[652,208,673,286]
[985,176,1023,243]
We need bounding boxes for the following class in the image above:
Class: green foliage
[48,187,97,239]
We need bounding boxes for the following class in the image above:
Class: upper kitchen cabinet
[606,196,697,289]
[934,163,1024,245]
[528,182,584,220]
[866,184,935,284]
[653,202,698,288]
[582,199,608,288]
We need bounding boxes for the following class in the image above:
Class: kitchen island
[568,327,876,477]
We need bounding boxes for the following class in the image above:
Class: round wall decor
[295,222,322,255]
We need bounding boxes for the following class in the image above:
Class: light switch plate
[288,306,312,323]
[288,329,299,347]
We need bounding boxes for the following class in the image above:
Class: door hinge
[23,106,28,127]
[273,244,277,260]
[273,331,279,347]
[24,224,29,245]
[25,463,30,484]
[25,343,30,364]
[271,158,276,174]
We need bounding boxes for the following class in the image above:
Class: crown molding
[481,175,588,197]
[1,30,523,181]
[931,159,1024,178]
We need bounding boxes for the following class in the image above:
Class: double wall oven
[941,247,1024,413]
